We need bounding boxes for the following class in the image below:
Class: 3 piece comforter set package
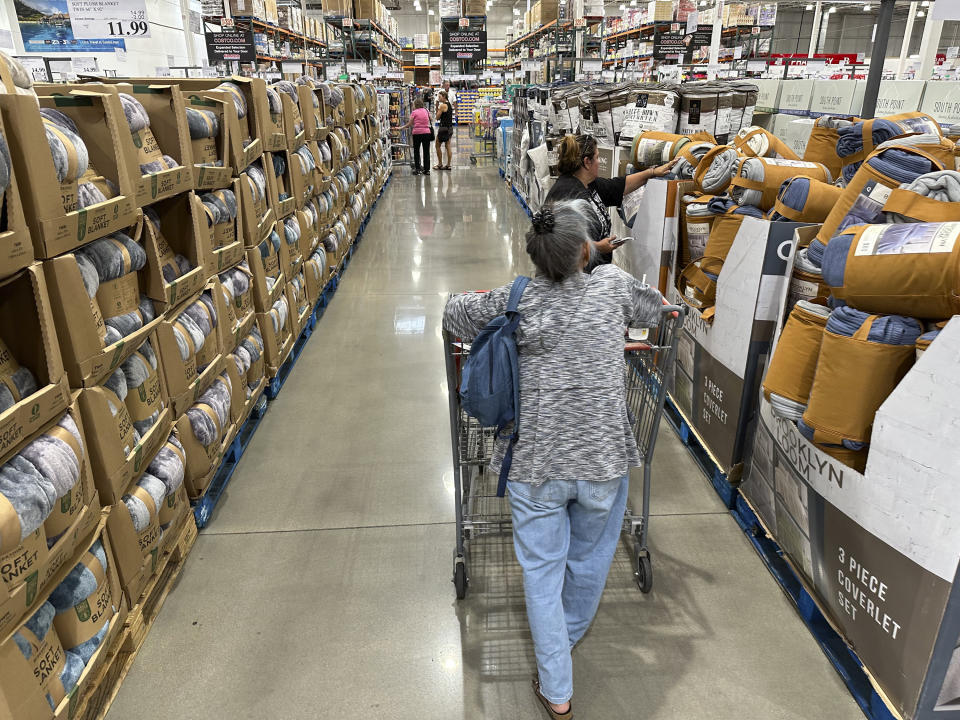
[0,57,389,719]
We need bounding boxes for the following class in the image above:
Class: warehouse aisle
[107,146,864,719]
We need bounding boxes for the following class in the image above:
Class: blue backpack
[459,276,530,496]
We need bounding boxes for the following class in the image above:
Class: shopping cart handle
[660,303,685,319]
[624,342,652,352]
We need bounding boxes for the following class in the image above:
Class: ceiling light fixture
[917,8,925,15]
[921,0,930,6]
[699,0,706,6]
[630,0,637,5]
[428,7,434,14]
[513,6,520,13]
[828,5,836,12]
[863,3,870,9]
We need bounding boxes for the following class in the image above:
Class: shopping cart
[469,102,508,165]
[443,302,687,599]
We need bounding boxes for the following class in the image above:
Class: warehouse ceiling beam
[896,0,918,78]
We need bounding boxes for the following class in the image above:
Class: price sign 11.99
[67,0,152,39]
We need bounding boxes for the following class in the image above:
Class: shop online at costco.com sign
[442,26,486,61]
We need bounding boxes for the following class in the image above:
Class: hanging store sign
[204,28,255,62]
[66,0,151,39]
[18,0,126,51]
[442,24,487,61]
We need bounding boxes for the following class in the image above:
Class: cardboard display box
[44,244,163,389]
[0,511,124,720]
[279,215,305,278]
[257,292,294,375]
[259,84,287,153]
[304,250,330,307]
[0,400,101,642]
[0,106,32,281]
[742,307,960,720]
[0,265,71,460]
[277,89,306,152]
[154,283,229,417]
[217,264,255,343]
[143,193,208,310]
[266,151,297,220]
[192,181,245,277]
[291,142,319,208]
[79,341,174,508]
[184,92,233,190]
[300,85,327,142]
[43,83,196,207]
[666,218,810,476]
[222,348,250,426]
[239,161,276,247]
[246,239,287,314]
[287,274,311,337]
[0,93,137,259]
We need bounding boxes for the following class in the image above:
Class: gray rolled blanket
[122,472,166,532]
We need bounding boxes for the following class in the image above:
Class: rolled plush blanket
[245,163,267,205]
[0,338,39,415]
[0,411,84,551]
[172,312,206,362]
[266,87,283,116]
[801,306,920,453]
[77,232,145,281]
[730,157,831,211]
[0,51,33,93]
[269,294,289,334]
[885,170,960,223]
[283,216,301,250]
[48,539,109,648]
[122,472,166,533]
[693,146,740,194]
[219,265,251,304]
[762,301,831,421]
[769,177,844,223]
[121,340,162,436]
[186,107,219,140]
[216,81,247,118]
[117,94,178,175]
[14,601,83,710]
[41,108,89,184]
[272,81,303,134]
[148,434,185,496]
[183,294,218,338]
[836,118,908,182]
[187,375,232,446]
[733,126,799,160]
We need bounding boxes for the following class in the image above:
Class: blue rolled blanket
[836,119,906,182]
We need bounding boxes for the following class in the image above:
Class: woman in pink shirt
[399,98,433,175]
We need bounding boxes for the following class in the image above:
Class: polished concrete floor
[107,136,864,720]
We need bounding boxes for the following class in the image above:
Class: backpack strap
[497,276,529,497]
[505,275,530,315]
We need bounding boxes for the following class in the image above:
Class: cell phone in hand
[610,236,632,248]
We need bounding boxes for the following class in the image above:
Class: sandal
[433,164,443,170]
[532,677,573,719]
[443,165,452,170]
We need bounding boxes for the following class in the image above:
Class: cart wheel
[454,560,468,600]
[470,156,477,165]
[636,553,653,594]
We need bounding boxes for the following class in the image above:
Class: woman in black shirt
[434,91,454,171]
[545,133,676,265]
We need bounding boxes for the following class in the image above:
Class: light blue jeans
[507,476,630,705]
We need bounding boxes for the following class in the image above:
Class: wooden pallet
[72,516,199,720]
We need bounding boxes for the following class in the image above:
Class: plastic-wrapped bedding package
[820,222,960,319]
[48,538,114,665]
[678,82,734,143]
[610,83,681,146]
[271,81,303,135]
[187,374,232,449]
[733,125,799,160]
[75,232,155,346]
[186,107,222,167]
[144,207,194,283]
[627,131,690,169]
[0,410,84,552]
[672,140,715,179]
[835,112,943,182]
[200,188,239,249]
[693,145,740,194]
[816,135,952,245]
[769,176,844,223]
[762,300,831,421]
[801,116,854,177]
[728,82,758,134]
[272,153,290,201]
[171,293,218,371]
[13,601,83,710]
[680,194,717,264]
[729,157,831,211]
[884,170,960,223]
[0,337,39,414]
[239,324,264,392]
[799,307,921,470]
[121,339,163,436]
[117,94,179,175]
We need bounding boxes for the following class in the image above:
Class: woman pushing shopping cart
[441,199,684,720]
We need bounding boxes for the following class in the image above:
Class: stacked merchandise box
[739,117,960,720]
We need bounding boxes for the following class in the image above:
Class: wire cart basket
[443,301,687,599]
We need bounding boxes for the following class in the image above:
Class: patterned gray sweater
[443,264,664,485]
